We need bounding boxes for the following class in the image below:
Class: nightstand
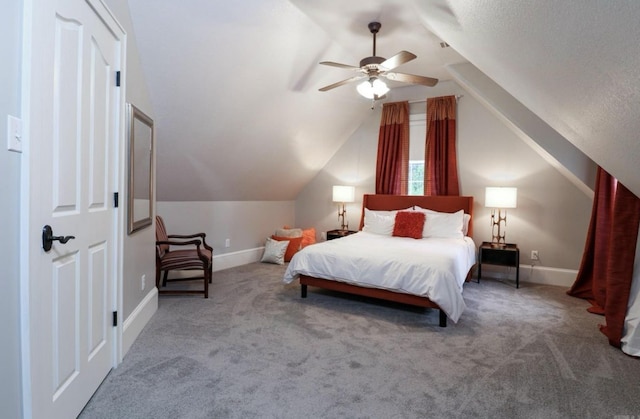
[478,242,520,288]
[326,229,357,240]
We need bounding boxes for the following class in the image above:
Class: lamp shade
[485,187,517,208]
[332,185,355,203]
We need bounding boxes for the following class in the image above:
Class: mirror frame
[127,103,154,234]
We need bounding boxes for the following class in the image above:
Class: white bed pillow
[414,207,464,239]
[414,206,471,236]
[362,208,397,236]
[261,237,289,265]
[462,213,471,236]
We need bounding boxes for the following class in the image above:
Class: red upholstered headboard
[359,194,474,237]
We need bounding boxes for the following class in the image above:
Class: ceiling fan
[318,21,438,99]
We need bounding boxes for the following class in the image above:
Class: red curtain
[375,101,409,195]
[424,95,459,196]
[568,167,640,348]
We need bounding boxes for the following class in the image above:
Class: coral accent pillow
[271,235,303,262]
[392,211,426,239]
[300,227,316,248]
[282,226,316,248]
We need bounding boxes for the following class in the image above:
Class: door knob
[42,225,75,252]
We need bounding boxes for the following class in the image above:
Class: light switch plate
[7,115,22,153]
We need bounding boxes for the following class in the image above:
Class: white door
[23,0,124,417]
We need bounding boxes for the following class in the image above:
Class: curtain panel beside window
[568,167,640,350]
[375,101,409,195]
[424,95,459,196]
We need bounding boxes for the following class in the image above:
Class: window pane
[408,161,424,195]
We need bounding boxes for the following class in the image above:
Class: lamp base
[337,203,348,230]
[490,209,508,246]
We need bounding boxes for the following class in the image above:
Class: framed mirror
[127,103,154,234]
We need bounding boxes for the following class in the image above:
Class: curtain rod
[407,95,464,104]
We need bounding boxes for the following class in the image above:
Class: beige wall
[295,81,592,284]
[157,200,296,268]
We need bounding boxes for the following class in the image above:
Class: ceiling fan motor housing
[317,20,438,93]
[359,56,385,69]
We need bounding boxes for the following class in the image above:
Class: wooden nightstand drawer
[478,242,520,288]
[481,246,518,266]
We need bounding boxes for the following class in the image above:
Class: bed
[283,194,476,327]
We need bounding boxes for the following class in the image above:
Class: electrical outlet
[531,250,539,261]
[225,238,230,248]
[141,274,146,291]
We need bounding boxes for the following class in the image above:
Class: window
[408,111,426,196]
[408,160,424,195]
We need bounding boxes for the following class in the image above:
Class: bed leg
[439,310,447,327]
[301,284,307,298]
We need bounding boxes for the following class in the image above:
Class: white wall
[103,0,157,350]
[1,0,24,417]
[295,81,592,286]
[157,201,296,270]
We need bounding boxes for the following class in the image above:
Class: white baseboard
[122,287,158,357]
[479,264,577,288]
[213,247,264,272]
[167,247,266,280]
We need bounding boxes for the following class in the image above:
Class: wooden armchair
[155,215,213,298]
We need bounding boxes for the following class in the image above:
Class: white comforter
[283,231,476,323]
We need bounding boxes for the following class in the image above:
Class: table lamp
[332,185,355,230]
[485,187,517,246]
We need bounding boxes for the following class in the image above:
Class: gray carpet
[80,263,640,419]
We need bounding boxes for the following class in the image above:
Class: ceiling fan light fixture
[356,78,389,99]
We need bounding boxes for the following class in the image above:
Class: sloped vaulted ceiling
[128,0,640,201]
[126,0,466,201]
[415,0,640,197]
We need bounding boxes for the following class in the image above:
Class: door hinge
[114,192,119,208]
[112,311,118,327]
[116,71,121,87]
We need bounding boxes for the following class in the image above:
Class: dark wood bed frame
[299,194,474,327]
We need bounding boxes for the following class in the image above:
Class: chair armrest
[167,233,212,252]
[156,239,211,262]
[156,239,201,248]
[167,233,203,239]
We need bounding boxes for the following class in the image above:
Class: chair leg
[163,270,169,287]
[156,266,162,289]
[204,268,210,298]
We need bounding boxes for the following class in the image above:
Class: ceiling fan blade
[384,72,439,87]
[319,75,366,92]
[379,51,417,71]
[319,61,362,70]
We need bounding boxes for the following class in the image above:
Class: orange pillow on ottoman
[271,235,303,262]
[281,226,316,248]
[300,227,316,248]
[392,211,426,239]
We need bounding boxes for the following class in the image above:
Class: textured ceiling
[415,0,640,197]
[127,0,640,201]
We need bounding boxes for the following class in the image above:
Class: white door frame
[19,0,127,416]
